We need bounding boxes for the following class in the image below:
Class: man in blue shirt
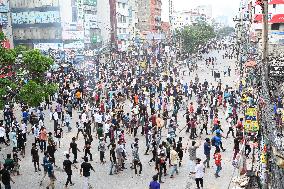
[149,174,160,189]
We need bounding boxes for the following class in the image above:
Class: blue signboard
[0,14,8,28]
[12,11,60,24]
[0,0,9,13]
[271,32,284,35]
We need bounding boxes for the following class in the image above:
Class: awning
[254,14,263,23]
[270,14,284,23]
[245,61,257,67]
[269,0,284,4]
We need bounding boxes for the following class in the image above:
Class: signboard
[0,14,8,28]
[12,11,60,24]
[269,65,284,77]
[84,0,97,6]
[62,31,84,40]
[244,107,259,132]
[85,14,97,22]
[34,43,63,50]
[0,0,9,13]
[62,21,84,31]
[64,41,84,49]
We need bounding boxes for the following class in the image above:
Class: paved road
[0,49,239,189]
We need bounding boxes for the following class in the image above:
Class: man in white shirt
[0,124,8,146]
[194,158,205,189]
[104,120,111,142]
[53,111,59,131]
[81,110,88,125]
[95,112,103,128]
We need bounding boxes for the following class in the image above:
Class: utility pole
[261,1,269,188]
[262,0,269,87]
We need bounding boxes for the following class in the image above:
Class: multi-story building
[196,5,212,20]
[116,0,130,51]
[129,0,139,42]
[250,0,284,45]
[0,0,13,48]
[97,0,111,47]
[137,0,162,35]
[171,11,193,30]
[11,0,62,48]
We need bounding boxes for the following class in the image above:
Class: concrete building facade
[11,0,62,48]
[137,0,162,34]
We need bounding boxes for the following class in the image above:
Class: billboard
[0,14,8,28]
[34,43,63,50]
[64,41,84,49]
[62,21,84,31]
[0,0,9,13]
[84,0,97,6]
[12,11,60,24]
[62,31,84,40]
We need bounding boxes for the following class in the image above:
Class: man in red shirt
[213,148,222,178]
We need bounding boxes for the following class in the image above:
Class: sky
[173,0,241,24]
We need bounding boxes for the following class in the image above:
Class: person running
[55,125,63,148]
[40,152,49,186]
[46,158,56,189]
[63,153,77,188]
[80,156,95,189]
[203,138,211,168]
[132,143,142,176]
[31,143,41,172]
[213,148,222,178]
[169,146,179,178]
[187,140,200,174]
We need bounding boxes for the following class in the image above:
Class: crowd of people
[0,39,250,189]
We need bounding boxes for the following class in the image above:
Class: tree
[216,27,235,39]
[177,22,216,54]
[0,32,57,109]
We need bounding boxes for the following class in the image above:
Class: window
[273,4,276,8]
[122,3,125,9]
[271,23,280,30]
[123,28,126,33]
[118,2,121,8]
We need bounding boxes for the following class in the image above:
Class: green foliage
[0,35,56,109]
[175,22,216,54]
[217,27,235,39]
[14,45,28,56]
[17,81,58,107]
[43,83,58,99]
[0,32,6,41]
[0,46,16,66]
[23,49,53,74]
[17,80,45,107]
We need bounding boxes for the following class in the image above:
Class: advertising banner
[0,0,9,13]
[34,43,63,50]
[12,11,60,24]
[0,14,8,28]
[62,31,84,40]
[64,41,84,49]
